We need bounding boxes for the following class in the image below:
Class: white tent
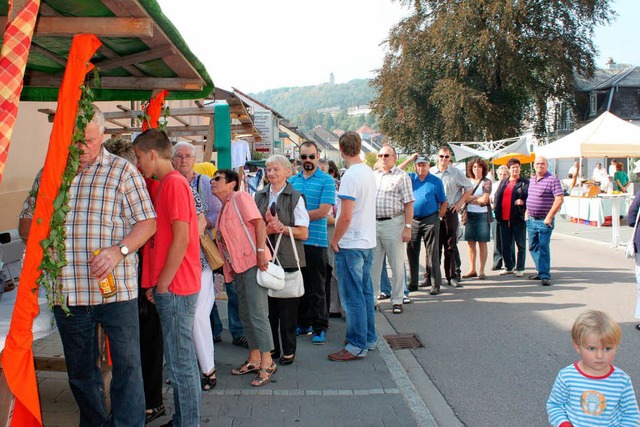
[535,112,640,159]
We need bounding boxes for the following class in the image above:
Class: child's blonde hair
[571,310,621,347]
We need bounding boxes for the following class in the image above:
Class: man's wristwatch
[257,248,265,253]
[117,242,130,257]
[405,223,412,229]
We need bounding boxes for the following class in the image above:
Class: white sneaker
[499,270,514,275]
[515,271,524,277]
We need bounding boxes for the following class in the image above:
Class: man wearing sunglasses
[430,146,473,288]
[289,141,336,345]
[371,144,415,314]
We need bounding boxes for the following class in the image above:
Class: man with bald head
[525,156,563,286]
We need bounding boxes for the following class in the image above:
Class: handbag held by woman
[268,227,305,298]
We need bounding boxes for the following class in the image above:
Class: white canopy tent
[535,112,640,159]
[449,136,530,161]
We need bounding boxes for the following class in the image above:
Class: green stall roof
[0,0,214,101]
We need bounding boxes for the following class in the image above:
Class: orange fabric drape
[141,89,168,131]
[0,0,40,185]
[1,34,102,427]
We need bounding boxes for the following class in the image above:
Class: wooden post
[203,113,215,162]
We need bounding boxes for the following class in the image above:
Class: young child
[546,310,640,426]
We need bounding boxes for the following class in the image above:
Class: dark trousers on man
[492,220,503,269]
[439,209,459,282]
[139,295,164,411]
[407,213,441,291]
[298,246,329,332]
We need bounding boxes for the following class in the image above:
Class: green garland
[37,75,98,315]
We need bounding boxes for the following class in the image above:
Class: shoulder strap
[232,194,280,265]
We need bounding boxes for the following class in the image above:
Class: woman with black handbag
[255,155,309,366]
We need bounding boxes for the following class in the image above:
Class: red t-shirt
[147,171,201,295]
[501,180,516,221]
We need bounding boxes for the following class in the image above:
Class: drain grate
[384,333,423,350]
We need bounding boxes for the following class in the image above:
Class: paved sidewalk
[36,311,428,426]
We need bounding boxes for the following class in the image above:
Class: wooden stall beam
[0,17,154,38]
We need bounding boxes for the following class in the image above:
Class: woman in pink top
[212,169,276,387]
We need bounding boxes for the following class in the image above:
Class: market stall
[0,1,216,425]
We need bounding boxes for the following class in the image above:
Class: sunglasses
[300,154,316,160]
[377,153,391,158]
[175,154,194,160]
[439,155,450,159]
[211,176,226,183]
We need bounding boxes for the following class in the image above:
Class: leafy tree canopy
[371,0,614,154]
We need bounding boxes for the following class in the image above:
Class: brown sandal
[251,363,277,387]
[231,360,260,376]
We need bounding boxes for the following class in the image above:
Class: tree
[371,0,614,153]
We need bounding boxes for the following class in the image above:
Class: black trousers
[268,296,299,356]
[407,214,441,291]
[138,294,164,409]
[298,246,329,331]
[439,209,460,281]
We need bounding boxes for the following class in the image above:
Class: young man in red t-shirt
[133,128,202,426]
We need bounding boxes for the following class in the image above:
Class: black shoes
[635,324,640,331]
[407,285,418,292]
[429,288,440,295]
[528,274,541,280]
[145,406,166,424]
[541,279,551,286]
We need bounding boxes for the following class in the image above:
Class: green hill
[249,79,378,133]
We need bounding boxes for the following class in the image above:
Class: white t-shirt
[231,139,251,169]
[336,163,376,249]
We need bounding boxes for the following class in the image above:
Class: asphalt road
[380,220,640,426]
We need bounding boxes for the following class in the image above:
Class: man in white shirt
[328,131,377,362]
[609,159,618,177]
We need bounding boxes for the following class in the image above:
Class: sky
[157,0,640,94]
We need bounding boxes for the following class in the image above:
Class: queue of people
[20,106,574,426]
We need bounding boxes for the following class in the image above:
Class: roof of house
[356,125,376,134]
[1,0,214,101]
[232,87,286,119]
[306,125,339,152]
[575,66,640,92]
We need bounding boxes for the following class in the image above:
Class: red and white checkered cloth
[0,0,40,186]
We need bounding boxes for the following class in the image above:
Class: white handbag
[626,208,640,260]
[268,227,305,299]
[232,198,285,290]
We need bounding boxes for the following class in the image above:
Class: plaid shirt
[374,167,415,218]
[20,147,156,305]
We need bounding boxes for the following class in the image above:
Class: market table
[560,196,613,226]
[598,193,634,247]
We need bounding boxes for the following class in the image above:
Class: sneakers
[449,279,463,288]
[541,279,551,286]
[514,271,524,277]
[499,270,514,275]
[232,336,249,348]
[296,326,313,336]
[312,330,326,345]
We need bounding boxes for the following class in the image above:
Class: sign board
[253,110,273,150]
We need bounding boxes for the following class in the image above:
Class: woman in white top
[462,158,493,279]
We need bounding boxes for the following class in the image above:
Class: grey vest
[255,183,306,269]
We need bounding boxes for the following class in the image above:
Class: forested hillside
[249,79,379,133]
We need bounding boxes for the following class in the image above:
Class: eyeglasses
[175,154,194,160]
[439,155,450,159]
[300,154,316,160]
[211,176,226,183]
[377,153,391,158]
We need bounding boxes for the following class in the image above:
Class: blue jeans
[53,299,145,427]
[380,257,409,296]
[154,291,200,427]
[527,218,554,280]
[210,281,244,339]
[335,248,376,356]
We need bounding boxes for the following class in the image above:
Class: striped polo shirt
[547,363,639,426]
[526,171,563,217]
[289,168,336,247]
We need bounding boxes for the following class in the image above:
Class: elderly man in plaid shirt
[371,144,415,314]
[19,106,156,427]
